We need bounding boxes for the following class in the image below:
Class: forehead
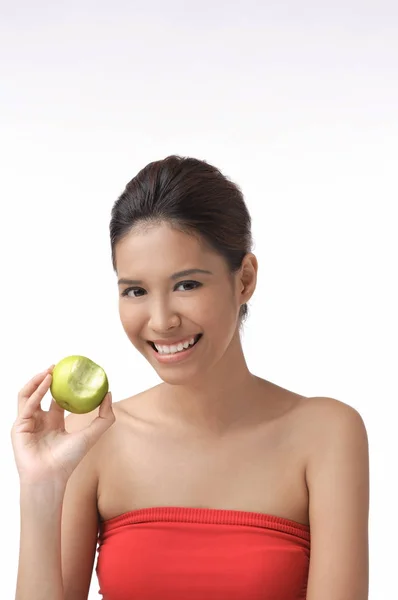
[115,223,223,274]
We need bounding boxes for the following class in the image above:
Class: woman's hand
[11,366,115,487]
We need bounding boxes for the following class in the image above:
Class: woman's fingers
[19,373,52,420]
[17,367,54,413]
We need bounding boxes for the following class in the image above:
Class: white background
[1,1,397,598]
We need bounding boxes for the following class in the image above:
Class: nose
[148,298,181,333]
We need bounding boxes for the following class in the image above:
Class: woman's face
[114,222,251,384]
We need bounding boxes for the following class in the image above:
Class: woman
[11,155,369,599]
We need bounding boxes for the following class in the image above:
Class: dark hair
[110,155,253,326]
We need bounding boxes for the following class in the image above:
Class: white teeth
[155,336,197,354]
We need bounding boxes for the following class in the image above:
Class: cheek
[200,292,237,331]
[118,303,141,333]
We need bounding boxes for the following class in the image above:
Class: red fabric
[96,506,310,599]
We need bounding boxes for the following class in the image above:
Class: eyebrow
[117,268,213,286]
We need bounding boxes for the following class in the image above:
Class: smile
[148,334,202,354]
[147,334,203,364]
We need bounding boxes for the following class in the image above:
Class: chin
[151,361,199,382]
[149,357,209,386]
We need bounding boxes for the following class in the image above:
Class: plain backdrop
[1,1,397,598]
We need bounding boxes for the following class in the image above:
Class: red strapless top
[95,506,310,599]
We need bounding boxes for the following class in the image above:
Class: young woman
[11,155,369,600]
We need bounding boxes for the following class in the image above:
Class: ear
[237,253,258,304]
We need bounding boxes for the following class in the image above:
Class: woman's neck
[156,337,263,435]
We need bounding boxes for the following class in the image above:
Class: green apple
[50,355,109,414]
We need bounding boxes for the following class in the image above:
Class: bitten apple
[50,355,109,414]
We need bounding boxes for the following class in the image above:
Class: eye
[175,280,202,292]
[121,287,145,298]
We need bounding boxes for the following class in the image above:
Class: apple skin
[50,355,109,414]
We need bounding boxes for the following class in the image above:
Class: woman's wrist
[19,479,67,514]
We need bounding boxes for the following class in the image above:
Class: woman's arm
[16,482,66,600]
[14,406,110,600]
[305,397,369,600]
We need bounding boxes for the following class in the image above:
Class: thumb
[83,392,115,447]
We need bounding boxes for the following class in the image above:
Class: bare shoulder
[295,395,368,443]
[297,395,368,436]
[295,396,369,483]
